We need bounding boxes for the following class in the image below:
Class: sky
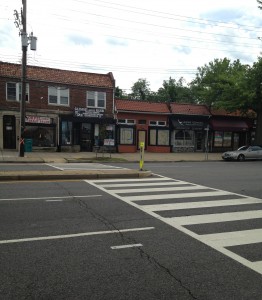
[1,0,262,93]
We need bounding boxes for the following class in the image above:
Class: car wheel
[238,154,245,161]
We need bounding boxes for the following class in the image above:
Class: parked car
[222,145,262,161]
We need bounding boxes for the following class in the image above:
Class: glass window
[150,129,157,145]
[7,82,29,102]
[214,131,232,147]
[87,91,106,108]
[48,87,69,106]
[149,129,169,146]
[61,121,73,145]
[120,128,133,144]
[158,130,169,145]
[24,125,55,147]
[138,120,147,125]
[149,121,157,125]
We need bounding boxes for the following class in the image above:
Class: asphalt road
[0,162,262,299]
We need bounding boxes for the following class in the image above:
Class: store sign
[174,119,204,129]
[25,116,51,124]
[74,107,104,118]
[104,139,115,146]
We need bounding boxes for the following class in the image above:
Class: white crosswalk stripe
[87,176,262,275]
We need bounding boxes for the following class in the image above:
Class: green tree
[257,0,262,9]
[157,77,195,103]
[191,57,262,144]
[130,78,151,100]
[115,86,128,99]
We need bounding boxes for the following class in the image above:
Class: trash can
[24,139,33,152]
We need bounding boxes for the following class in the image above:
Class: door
[3,115,16,149]
[137,130,147,150]
[80,123,92,151]
[195,131,203,151]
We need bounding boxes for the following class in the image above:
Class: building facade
[170,103,211,152]
[115,99,171,153]
[0,61,115,152]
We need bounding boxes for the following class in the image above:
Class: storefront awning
[210,119,249,131]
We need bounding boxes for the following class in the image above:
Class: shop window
[48,86,69,106]
[117,119,135,124]
[214,131,232,147]
[174,130,194,146]
[87,91,106,109]
[119,127,134,144]
[24,126,55,147]
[149,129,169,146]
[6,82,29,102]
[61,121,73,145]
[149,120,166,126]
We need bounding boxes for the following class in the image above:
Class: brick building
[0,61,115,151]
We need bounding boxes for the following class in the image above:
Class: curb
[0,170,152,181]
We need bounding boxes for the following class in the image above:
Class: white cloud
[0,0,262,92]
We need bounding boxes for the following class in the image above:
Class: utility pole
[20,0,27,157]
[14,0,37,157]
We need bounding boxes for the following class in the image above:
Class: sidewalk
[0,150,222,182]
[0,150,222,163]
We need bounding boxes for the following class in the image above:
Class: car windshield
[237,146,249,151]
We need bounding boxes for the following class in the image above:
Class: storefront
[59,107,115,152]
[24,115,57,148]
[170,116,209,152]
[209,117,251,152]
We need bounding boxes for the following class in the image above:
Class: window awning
[210,119,249,131]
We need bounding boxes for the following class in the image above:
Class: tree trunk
[255,109,262,145]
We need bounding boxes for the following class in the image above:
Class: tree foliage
[130,78,151,100]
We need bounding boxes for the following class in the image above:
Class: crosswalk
[86,176,262,275]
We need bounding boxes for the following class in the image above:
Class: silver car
[222,145,262,161]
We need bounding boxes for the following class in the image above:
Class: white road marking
[141,198,262,212]
[110,185,206,194]
[87,176,262,275]
[100,181,189,188]
[169,210,262,225]
[0,195,102,202]
[45,199,63,202]
[46,163,126,171]
[200,228,262,247]
[0,227,155,244]
[92,177,171,183]
[111,243,143,249]
[124,191,232,201]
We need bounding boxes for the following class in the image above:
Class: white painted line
[169,210,262,225]
[111,243,143,250]
[201,228,262,247]
[100,181,189,188]
[89,177,172,183]
[45,163,64,170]
[124,191,232,201]
[0,195,102,202]
[141,198,262,212]
[251,261,262,274]
[0,227,155,245]
[110,185,206,194]
[46,199,63,202]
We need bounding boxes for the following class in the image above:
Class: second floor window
[48,87,69,106]
[87,91,106,109]
[6,82,29,102]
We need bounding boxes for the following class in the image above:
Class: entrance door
[137,130,147,150]
[3,115,16,149]
[195,131,203,151]
[80,123,92,151]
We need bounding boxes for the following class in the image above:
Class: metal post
[19,0,27,157]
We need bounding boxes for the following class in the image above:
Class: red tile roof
[170,103,210,115]
[115,99,170,113]
[0,61,115,88]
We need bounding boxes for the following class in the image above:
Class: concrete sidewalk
[0,150,222,182]
[0,150,222,163]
